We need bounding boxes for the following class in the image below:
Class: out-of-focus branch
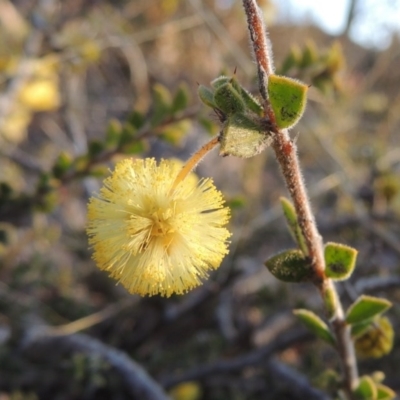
[21,325,171,400]
[342,0,358,38]
[159,329,312,389]
[265,359,331,400]
[355,275,400,294]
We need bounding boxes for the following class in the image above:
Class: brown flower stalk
[242,0,359,396]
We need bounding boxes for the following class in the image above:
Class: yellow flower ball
[87,158,231,297]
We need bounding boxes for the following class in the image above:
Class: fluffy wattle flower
[87,158,231,297]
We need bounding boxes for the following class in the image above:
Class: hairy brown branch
[242,0,359,395]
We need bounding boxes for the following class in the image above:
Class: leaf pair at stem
[198,74,308,158]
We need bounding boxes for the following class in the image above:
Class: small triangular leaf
[324,242,357,281]
[280,197,308,254]
[353,376,378,400]
[293,309,335,345]
[265,249,312,282]
[346,296,392,325]
[238,87,263,116]
[267,75,308,129]
[213,81,245,116]
[198,85,217,109]
[211,75,230,88]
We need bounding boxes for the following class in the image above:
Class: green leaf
[213,81,245,116]
[119,124,137,146]
[122,140,147,155]
[267,74,308,129]
[160,120,191,145]
[324,242,357,281]
[128,110,145,129]
[171,83,189,114]
[323,285,338,320]
[280,197,307,254]
[105,119,122,146]
[227,196,246,209]
[198,84,217,109]
[351,319,374,338]
[211,75,230,89]
[74,155,89,172]
[324,41,345,74]
[238,86,263,116]
[227,76,263,116]
[35,191,58,213]
[293,309,335,345]
[52,152,72,179]
[151,83,172,126]
[346,296,392,325]
[353,376,378,400]
[219,113,272,158]
[376,384,396,400]
[88,140,105,157]
[299,40,318,68]
[265,249,312,282]
[279,45,301,75]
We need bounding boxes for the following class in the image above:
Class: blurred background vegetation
[0,0,399,399]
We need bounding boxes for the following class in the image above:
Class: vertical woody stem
[242,0,359,395]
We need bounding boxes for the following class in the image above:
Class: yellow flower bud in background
[18,79,61,112]
[354,317,394,359]
[170,381,202,400]
[0,108,31,143]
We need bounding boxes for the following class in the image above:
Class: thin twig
[46,298,138,336]
[242,0,359,395]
